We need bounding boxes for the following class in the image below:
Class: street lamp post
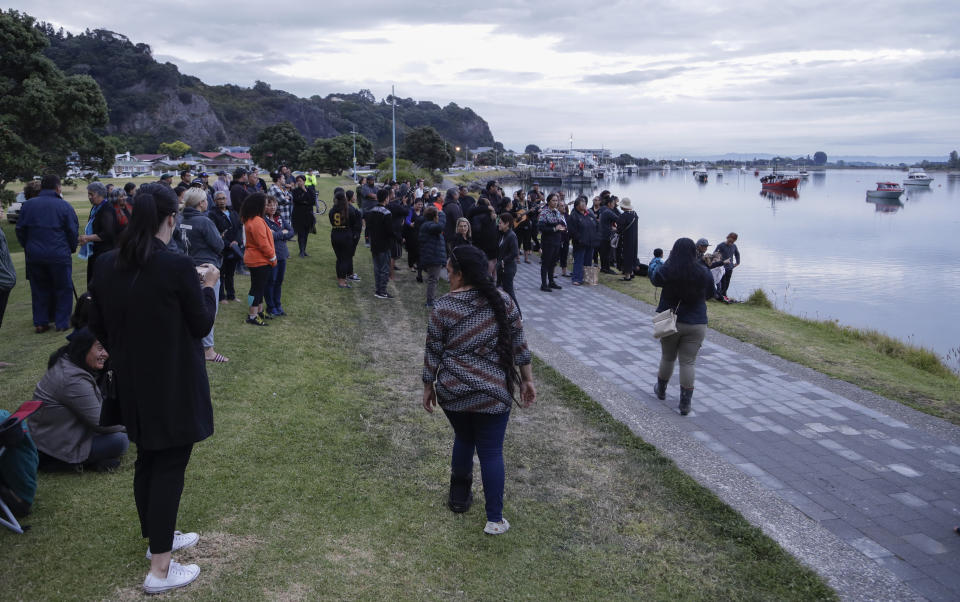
[351,127,358,184]
[455,146,461,167]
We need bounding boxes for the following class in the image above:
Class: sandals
[206,353,229,363]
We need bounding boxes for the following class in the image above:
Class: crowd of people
[1,168,743,593]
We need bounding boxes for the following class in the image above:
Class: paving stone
[904,577,956,602]
[902,533,950,555]
[874,556,926,581]
[890,492,930,508]
[849,536,894,559]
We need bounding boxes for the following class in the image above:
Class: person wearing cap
[714,233,740,301]
[158,173,173,187]
[696,237,727,299]
[616,198,639,280]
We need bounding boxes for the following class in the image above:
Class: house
[111,152,157,177]
[198,151,254,173]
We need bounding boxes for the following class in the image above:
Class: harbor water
[507,168,960,361]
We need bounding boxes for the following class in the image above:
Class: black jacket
[90,201,119,258]
[89,239,216,450]
[291,187,316,231]
[497,229,519,265]
[468,206,498,260]
[442,199,463,243]
[568,210,600,249]
[364,205,395,254]
[208,207,243,259]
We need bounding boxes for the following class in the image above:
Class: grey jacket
[30,356,125,464]
[0,228,16,291]
[180,206,225,267]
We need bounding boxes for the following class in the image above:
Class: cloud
[580,67,690,86]
[456,68,543,81]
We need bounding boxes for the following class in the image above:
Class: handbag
[584,265,600,286]
[609,232,619,248]
[652,302,681,339]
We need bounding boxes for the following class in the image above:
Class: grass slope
[604,274,960,426]
[0,176,832,600]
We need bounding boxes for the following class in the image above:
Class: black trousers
[295,228,310,256]
[540,240,559,286]
[331,232,354,279]
[248,265,271,306]
[600,240,613,271]
[134,443,193,555]
[719,269,733,297]
[558,235,570,270]
[220,255,239,300]
[0,288,9,328]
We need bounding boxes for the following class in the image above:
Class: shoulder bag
[652,301,681,339]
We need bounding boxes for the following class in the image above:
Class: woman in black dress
[89,184,218,594]
[291,175,315,257]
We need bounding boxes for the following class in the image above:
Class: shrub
[745,288,774,308]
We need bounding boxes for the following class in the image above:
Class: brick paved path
[513,262,960,601]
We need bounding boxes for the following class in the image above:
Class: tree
[813,151,828,166]
[524,144,541,154]
[157,140,191,159]
[401,126,454,170]
[250,121,307,172]
[0,10,112,189]
[299,133,373,175]
[949,150,958,169]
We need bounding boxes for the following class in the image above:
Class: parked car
[5,192,26,224]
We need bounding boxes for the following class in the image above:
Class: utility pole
[391,85,397,182]
[351,126,358,184]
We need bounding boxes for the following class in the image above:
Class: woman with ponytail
[422,245,536,535]
[88,183,219,594]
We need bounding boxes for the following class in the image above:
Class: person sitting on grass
[30,328,129,472]
[647,248,664,284]
[241,193,277,325]
[422,244,536,535]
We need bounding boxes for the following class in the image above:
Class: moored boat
[693,170,708,183]
[903,168,933,186]
[760,174,800,190]
[866,182,903,199]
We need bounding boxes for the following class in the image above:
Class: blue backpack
[648,257,664,284]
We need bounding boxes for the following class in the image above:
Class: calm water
[507,168,960,360]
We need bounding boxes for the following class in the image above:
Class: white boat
[693,170,708,183]
[866,182,904,199]
[903,168,933,186]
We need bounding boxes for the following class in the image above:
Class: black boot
[679,387,694,416]
[653,378,668,400]
[447,474,473,513]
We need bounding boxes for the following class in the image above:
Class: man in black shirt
[364,188,396,299]
[715,232,741,300]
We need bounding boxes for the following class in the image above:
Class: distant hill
[36,25,495,154]
[679,152,949,166]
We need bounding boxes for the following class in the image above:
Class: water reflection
[866,197,904,213]
[811,171,827,187]
[904,186,932,202]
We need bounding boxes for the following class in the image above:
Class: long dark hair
[48,327,98,372]
[115,184,177,269]
[240,192,267,223]
[449,245,521,398]
[333,190,348,223]
[660,238,708,303]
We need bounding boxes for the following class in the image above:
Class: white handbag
[652,303,680,339]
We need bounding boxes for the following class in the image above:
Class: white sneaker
[483,518,510,535]
[142,560,200,594]
[145,530,199,559]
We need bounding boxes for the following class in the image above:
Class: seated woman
[30,328,129,471]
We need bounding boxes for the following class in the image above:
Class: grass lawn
[603,273,960,426]
[0,176,833,600]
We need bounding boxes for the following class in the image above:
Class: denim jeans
[571,245,593,284]
[372,251,390,295]
[86,431,130,465]
[265,258,287,312]
[424,265,442,304]
[442,409,511,522]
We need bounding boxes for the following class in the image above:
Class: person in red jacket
[240,193,276,326]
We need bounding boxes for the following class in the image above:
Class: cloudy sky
[16,0,960,157]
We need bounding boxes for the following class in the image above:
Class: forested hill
[37,25,495,153]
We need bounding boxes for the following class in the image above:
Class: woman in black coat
[290,175,316,257]
[468,198,498,277]
[616,197,639,280]
[89,183,218,594]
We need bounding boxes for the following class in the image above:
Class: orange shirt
[243,216,276,267]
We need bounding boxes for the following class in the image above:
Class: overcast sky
[16,0,960,157]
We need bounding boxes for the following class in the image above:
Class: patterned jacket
[422,289,531,414]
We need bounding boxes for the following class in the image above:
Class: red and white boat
[866,182,903,199]
[760,174,800,190]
